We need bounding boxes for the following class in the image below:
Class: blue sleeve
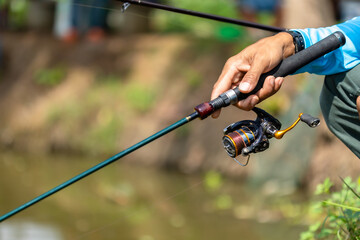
[293,17,360,75]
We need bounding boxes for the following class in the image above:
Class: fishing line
[70,0,247,41]
[117,0,285,32]
[72,2,117,12]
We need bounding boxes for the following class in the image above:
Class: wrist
[286,30,305,53]
[274,32,296,58]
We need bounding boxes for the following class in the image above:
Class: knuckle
[237,103,251,111]
[226,57,235,65]
[244,72,257,82]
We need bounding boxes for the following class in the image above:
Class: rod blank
[118,0,286,32]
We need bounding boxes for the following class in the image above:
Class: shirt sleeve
[293,17,360,75]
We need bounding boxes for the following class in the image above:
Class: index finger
[211,63,250,100]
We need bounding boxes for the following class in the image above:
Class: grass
[300,177,360,240]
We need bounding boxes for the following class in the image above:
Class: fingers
[211,60,250,118]
[212,109,221,119]
[212,74,284,116]
[239,57,268,93]
[211,62,250,101]
[236,95,260,111]
[235,76,284,111]
[210,37,285,117]
[255,76,283,101]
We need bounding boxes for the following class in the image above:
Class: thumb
[239,61,267,94]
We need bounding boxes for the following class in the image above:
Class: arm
[211,17,360,117]
[295,17,360,75]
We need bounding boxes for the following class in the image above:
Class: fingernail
[251,97,258,107]
[270,77,275,87]
[278,77,284,85]
[239,82,250,92]
[212,111,220,118]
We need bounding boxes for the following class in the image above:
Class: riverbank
[0,31,358,191]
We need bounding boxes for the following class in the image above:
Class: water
[0,152,306,240]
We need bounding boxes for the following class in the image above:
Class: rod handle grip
[233,31,346,100]
[195,31,345,119]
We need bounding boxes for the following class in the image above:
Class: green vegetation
[301,177,360,240]
[204,170,223,192]
[44,73,160,155]
[204,171,233,210]
[184,68,203,90]
[1,0,28,29]
[153,0,243,40]
[124,82,158,113]
[35,67,66,86]
[258,93,290,116]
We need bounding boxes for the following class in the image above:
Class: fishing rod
[0,31,345,222]
[118,0,286,33]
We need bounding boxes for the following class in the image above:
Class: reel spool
[222,107,320,166]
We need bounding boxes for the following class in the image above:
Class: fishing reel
[222,107,320,166]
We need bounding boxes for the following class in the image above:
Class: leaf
[317,228,333,238]
[309,222,322,232]
[315,178,333,195]
[322,201,360,212]
[336,229,344,240]
[300,231,314,240]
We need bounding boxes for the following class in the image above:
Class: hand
[211,32,295,118]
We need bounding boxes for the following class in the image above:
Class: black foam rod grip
[234,31,346,100]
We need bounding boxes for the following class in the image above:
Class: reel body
[222,107,320,160]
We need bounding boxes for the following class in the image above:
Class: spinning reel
[222,107,320,166]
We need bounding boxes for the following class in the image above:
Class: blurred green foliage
[204,171,235,211]
[184,68,203,90]
[300,177,360,240]
[258,93,289,116]
[204,170,223,192]
[215,194,233,210]
[1,0,28,29]
[153,0,244,40]
[84,109,123,154]
[124,82,157,113]
[44,74,160,155]
[46,75,125,154]
[35,67,66,86]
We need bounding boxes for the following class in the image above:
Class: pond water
[0,152,307,240]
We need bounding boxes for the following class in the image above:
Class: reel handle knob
[300,113,320,128]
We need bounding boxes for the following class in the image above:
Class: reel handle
[300,113,320,128]
[195,31,346,119]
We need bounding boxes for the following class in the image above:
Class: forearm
[294,17,360,75]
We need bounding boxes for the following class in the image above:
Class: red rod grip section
[194,102,213,119]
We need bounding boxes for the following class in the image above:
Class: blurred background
[0,0,359,239]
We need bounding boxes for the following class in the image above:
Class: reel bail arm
[222,108,320,163]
